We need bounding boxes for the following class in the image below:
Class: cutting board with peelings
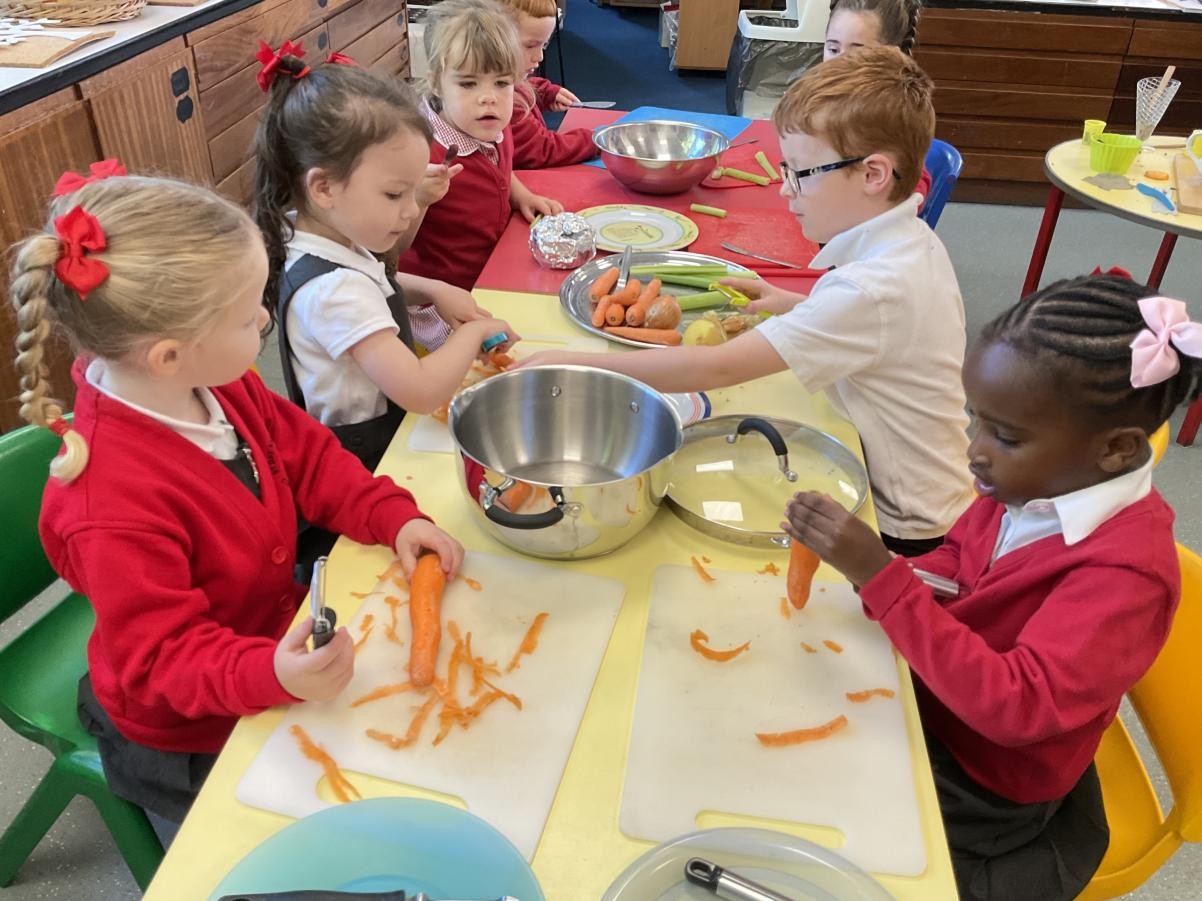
[1172,153,1202,216]
[620,565,926,877]
[237,551,625,860]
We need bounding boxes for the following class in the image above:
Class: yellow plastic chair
[1079,544,1202,899]
[1150,423,1169,468]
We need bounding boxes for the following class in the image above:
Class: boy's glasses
[779,158,903,193]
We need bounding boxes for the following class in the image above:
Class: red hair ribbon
[326,51,358,66]
[53,158,127,197]
[1090,265,1134,280]
[49,419,71,438]
[53,205,109,299]
[256,40,310,92]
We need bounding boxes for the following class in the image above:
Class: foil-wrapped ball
[529,212,596,270]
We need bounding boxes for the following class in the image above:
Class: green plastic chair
[0,423,163,889]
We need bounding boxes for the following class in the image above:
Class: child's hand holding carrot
[395,519,465,581]
[782,492,892,589]
[417,160,465,209]
[720,277,807,316]
[274,617,356,701]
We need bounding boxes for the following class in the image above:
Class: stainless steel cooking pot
[447,366,682,559]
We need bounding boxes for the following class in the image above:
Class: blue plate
[209,798,544,900]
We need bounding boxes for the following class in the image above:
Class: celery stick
[754,151,780,181]
[722,167,771,186]
[629,264,729,277]
[690,202,728,218]
[653,275,717,289]
[677,291,728,311]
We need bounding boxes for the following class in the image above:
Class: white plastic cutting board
[237,551,624,860]
[621,565,925,877]
[407,333,608,454]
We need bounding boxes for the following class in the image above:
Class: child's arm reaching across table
[509,173,563,222]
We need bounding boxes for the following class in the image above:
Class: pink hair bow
[53,158,127,196]
[1130,296,1202,388]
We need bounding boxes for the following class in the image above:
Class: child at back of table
[501,0,598,168]
[396,0,565,300]
[520,47,974,555]
[824,0,931,202]
[251,48,517,474]
[784,272,1201,900]
[13,170,464,831]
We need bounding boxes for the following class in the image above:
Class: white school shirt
[85,359,238,459]
[283,226,399,427]
[756,195,974,540]
[993,458,1153,560]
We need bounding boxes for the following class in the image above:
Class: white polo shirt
[757,195,974,539]
[283,227,399,427]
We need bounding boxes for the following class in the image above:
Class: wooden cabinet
[0,89,103,431]
[675,0,741,70]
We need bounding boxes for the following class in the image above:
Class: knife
[568,100,616,108]
[613,243,633,293]
[309,556,337,650]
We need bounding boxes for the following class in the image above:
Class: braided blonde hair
[9,175,258,482]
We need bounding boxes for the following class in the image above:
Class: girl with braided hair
[12,169,463,834]
[783,271,1200,899]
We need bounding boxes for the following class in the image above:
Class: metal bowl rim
[592,120,731,163]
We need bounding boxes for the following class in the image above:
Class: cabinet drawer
[935,117,1080,154]
[209,105,264,182]
[960,149,1047,183]
[1128,20,1202,61]
[932,81,1112,122]
[216,155,256,207]
[918,9,1132,55]
[328,0,405,51]
[192,0,329,89]
[342,10,405,67]
[369,35,409,77]
[915,47,1122,90]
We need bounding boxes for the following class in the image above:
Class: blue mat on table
[583,106,754,168]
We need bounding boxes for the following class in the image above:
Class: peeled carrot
[408,554,447,688]
[846,688,896,703]
[592,295,614,328]
[610,278,642,307]
[756,714,848,747]
[787,541,821,610]
[589,266,621,301]
[625,278,663,327]
[603,326,682,346]
[690,628,750,662]
[605,301,627,326]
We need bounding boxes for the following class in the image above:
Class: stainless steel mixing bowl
[593,120,730,195]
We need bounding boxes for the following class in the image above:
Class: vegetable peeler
[614,243,634,294]
[309,556,337,649]
[1136,181,1176,214]
[684,857,799,901]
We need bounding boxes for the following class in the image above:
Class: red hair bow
[53,158,127,197]
[53,205,109,299]
[326,51,358,66]
[1090,265,1134,280]
[256,40,309,92]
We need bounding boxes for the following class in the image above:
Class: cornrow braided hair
[828,0,923,55]
[980,274,1202,433]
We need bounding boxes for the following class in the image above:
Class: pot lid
[666,415,868,548]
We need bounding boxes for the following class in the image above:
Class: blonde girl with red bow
[10,169,464,837]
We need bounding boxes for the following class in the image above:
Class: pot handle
[727,417,798,482]
[481,483,567,530]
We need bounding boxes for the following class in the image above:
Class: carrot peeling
[290,724,361,802]
[800,641,817,653]
[759,562,780,576]
[350,591,372,599]
[350,681,413,707]
[690,556,716,583]
[846,688,895,703]
[505,612,549,673]
[375,559,406,585]
[384,595,406,644]
[823,639,844,654]
[689,629,750,662]
[352,626,373,652]
[756,715,849,747]
[366,695,439,750]
[779,597,791,620]
[464,577,482,591]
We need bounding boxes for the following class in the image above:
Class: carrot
[505,612,549,673]
[290,725,361,802]
[800,641,817,654]
[431,404,450,424]
[499,480,533,511]
[605,301,628,326]
[625,278,663,327]
[350,681,413,707]
[589,266,621,301]
[823,639,844,654]
[644,296,683,330]
[787,541,821,610]
[488,349,514,369]
[756,715,849,747]
[366,695,439,750]
[408,554,447,688]
[689,628,750,662]
[592,295,615,328]
[846,688,896,703]
[690,555,716,583]
[779,597,791,620]
[603,326,682,346]
[610,278,642,307]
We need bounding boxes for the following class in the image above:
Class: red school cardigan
[511,82,597,169]
[397,134,515,291]
[39,361,430,754]
[859,492,1180,804]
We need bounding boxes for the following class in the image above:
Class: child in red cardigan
[11,172,465,832]
[397,0,564,305]
[784,273,1202,900]
[502,0,597,168]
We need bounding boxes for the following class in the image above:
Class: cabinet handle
[176,96,194,124]
[169,66,190,97]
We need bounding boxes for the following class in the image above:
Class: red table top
[474,110,822,297]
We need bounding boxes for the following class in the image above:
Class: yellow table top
[145,290,956,901]
[1045,138,1202,240]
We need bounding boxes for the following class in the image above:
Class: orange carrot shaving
[689,629,751,662]
[350,681,413,707]
[691,556,716,583]
[465,632,500,695]
[846,688,896,703]
[800,641,817,654]
[756,715,848,747]
[365,695,439,750]
[350,591,372,599]
[779,597,791,620]
[384,595,406,644]
[360,614,375,631]
[464,577,482,591]
[823,639,844,654]
[481,677,523,710]
[445,620,466,700]
[353,626,373,652]
[290,724,361,802]
[759,562,780,576]
[375,559,405,585]
[505,612,549,673]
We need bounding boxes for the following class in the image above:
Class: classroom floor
[2,1,1200,897]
